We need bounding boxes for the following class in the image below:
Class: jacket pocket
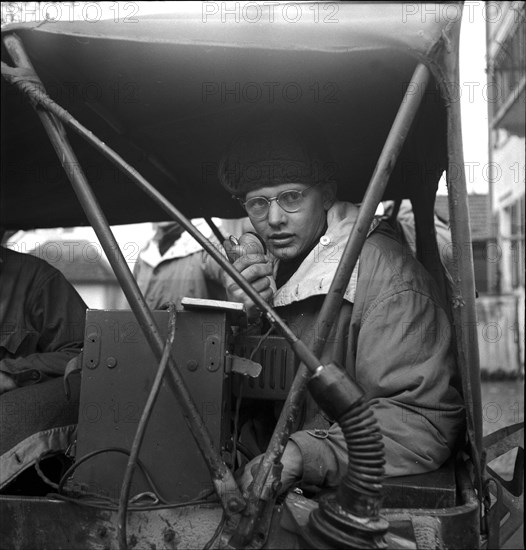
[0,328,31,358]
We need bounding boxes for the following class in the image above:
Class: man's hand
[0,371,17,395]
[238,441,304,496]
[223,239,275,321]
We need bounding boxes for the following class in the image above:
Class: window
[509,195,525,289]
[491,5,526,114]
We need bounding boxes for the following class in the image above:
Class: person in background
[134,218,252,308]
[0,241,86,491]
[383,199,455,277]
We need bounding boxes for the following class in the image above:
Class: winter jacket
[271,202,465,486]
[0,246,86,383]
[0,246,86,489]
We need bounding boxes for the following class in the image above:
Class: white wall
[75,284,109,310]
[476,294,523,376]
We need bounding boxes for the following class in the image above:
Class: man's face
[245,182,332,261]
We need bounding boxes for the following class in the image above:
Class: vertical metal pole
[2,33,245,515]
[485,17,499,295]
[233,62,432,546]
[312,63,431,354]
[446,71,484,500]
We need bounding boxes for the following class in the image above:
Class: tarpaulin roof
[1,2,461,228]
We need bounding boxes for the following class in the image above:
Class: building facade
[29,239,129,310]
[486,1,525,373]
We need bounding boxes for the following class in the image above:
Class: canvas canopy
[1,2,460,228]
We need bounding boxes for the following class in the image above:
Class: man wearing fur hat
[218,115,465,495]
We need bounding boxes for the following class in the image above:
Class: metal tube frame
[3,32,450,546]
[2,33,245,517]
[444,66,484,506]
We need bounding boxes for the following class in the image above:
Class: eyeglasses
[240,183,320,220]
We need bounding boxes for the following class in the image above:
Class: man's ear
[321,182,337,211]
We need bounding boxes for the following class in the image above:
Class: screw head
[106,356,117,368]
[227,497,245,513]
[187,360,198,372]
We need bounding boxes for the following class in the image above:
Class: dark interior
[1,23,447,229]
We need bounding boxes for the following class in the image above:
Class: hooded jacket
[271,202,465,486]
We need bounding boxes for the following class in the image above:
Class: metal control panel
[73,309,231,502]
[232,335,298,400]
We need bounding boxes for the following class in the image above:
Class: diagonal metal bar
[2,33,245,515]
[0,53,322,375]
[231,62,432,547]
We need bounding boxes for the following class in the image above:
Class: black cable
[48,492,218,512]
[57,447,168,504]
[204,216,226,245]
[232,384,243,469]
[34,456,60,490]
[118,303,177,550]
[202,511,226,550]
[249,326,273,361]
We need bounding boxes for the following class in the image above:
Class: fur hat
[218,113,335,197]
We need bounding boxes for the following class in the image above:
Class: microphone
[227,231,277,293]
[229,231,267,256]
